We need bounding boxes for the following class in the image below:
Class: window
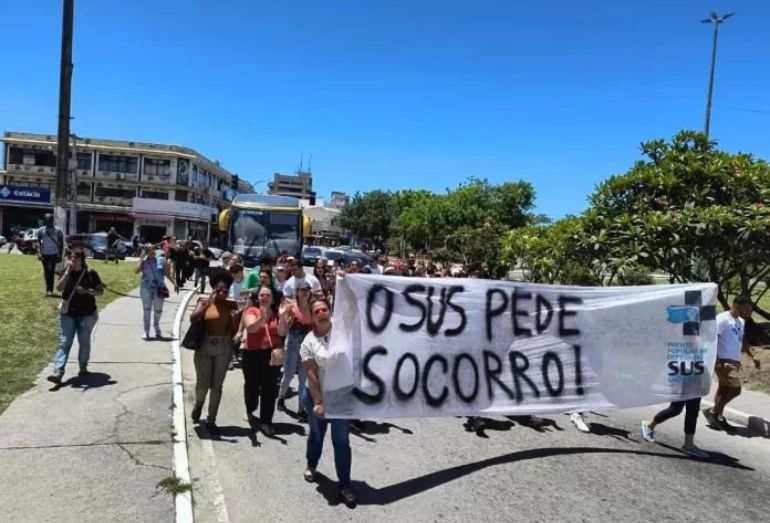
[98,154,138,173]
[141,190,169,200]
[8,147,56,167]
[77,182,92,197]
[175,190,189,202]
[76,152,92,170]
[94,185,136,199]
[143,158,171,177]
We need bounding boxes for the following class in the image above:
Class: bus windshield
[230,208,301,262]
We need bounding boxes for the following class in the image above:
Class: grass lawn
[0,255,138,414]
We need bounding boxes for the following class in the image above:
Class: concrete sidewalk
[703,383,770,437]
[0,284,190,523]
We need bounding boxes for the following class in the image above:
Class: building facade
[328,191,350,209]
[304,205,350,246]
[267,171,316,204]
[0,131,252,242]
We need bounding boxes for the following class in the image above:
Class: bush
[617,270,654,286]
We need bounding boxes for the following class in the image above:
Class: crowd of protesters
[32,228,764,509]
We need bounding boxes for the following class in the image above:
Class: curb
[171,289,196,523]
[701,400,770,437]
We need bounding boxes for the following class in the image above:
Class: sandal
[303,468,316,482]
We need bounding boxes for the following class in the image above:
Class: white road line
[172,289,195,523]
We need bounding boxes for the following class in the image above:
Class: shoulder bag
[60,269,86,315]
[266,317,284,367]
[181,299,207,351]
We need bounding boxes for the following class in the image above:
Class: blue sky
[1,0,768,219]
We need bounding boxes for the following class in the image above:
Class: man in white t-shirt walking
[702,295,758,431]
[282,256,322,299]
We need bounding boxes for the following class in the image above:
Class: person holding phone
[133,245,174,340]
[36,213,64,297]
[277,281,313,420]
[46,249,104,385]
[241,286,282,436]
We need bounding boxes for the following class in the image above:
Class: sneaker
[155,332,162,339]
[717,416,737,432]
[276,398,286,412]
[340,487,357,507]
[191,404,203,423]
[46,372,63,385]
[45,291,53,297]
[78,368,90,377]
[571,413,590,433]
[702,408,719,428]
[205,421,220,435]
[641,421,655,442]
[142,333,150,341]
[681,444,709,459]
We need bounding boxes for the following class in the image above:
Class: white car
[0,235,6,247]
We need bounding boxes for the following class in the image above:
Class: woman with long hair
[276,281,313,420]
[189,279,238,434]
[134,244,171,339]
[242,286,282,436]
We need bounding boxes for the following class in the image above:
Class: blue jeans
[140,285,164,336]
[53,312,99,374]
[279,330,307,408]
[301,388,352,489]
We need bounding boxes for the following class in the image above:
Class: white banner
[322,275,718,419]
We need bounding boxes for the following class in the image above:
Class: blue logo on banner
[666,306,700,324]
[0,185,51,203]
[666,291,716,336]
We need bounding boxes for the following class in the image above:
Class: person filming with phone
[46,249,104,385]
[134,244,175,340]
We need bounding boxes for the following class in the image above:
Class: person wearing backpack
[46,249,104,384]
[37,213,64,297]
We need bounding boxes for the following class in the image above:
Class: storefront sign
[0,185,51,204]
[132,197,211,221]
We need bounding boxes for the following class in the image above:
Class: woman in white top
[300,298,356,507]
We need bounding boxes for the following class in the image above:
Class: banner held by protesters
[321,275,718,419]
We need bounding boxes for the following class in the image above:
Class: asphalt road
[180,300,770,523]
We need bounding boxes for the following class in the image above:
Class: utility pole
[702,11,733,139]
[55,0,74,230]
[69,133,78,235]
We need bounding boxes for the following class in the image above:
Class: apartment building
[267,171,316,204]
[0,131,252,242]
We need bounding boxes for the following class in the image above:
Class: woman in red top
[276,281,313,420]
[242,286,282,436]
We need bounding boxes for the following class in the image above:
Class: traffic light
[231,174,239,190]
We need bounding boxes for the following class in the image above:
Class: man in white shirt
[367,257,383,275]
[37,213,64,297]
[702,295,758,431]
[283,256,322,299]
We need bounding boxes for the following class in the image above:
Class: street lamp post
[702,11,734,139]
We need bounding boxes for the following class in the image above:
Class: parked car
[302,246,325,266]
[0,235,6,248]
[90,232,128,260]
[324,249,346,266]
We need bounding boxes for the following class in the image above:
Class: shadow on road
[310,445,754,507]
[49,372,116,392]
[586,422,634,441]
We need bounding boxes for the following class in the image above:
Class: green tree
[583,130,770,313]
[335,190,395,247]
